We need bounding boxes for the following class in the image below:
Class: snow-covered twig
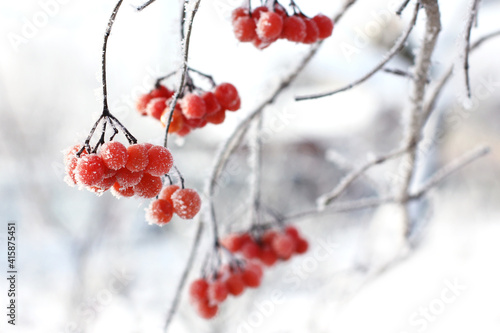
[463,0,482,98]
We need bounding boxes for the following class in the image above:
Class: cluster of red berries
[232,5,334,49]
[136,82,241,136]
[63,141,173,199]
[221,225,308,266]
[189,261,264,319]
[145,184,201,225]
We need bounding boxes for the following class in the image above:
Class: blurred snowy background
[0,0,500,332]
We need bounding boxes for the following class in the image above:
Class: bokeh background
[1,0,500,332]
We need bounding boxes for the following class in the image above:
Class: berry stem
[173,165,185,189]
[136,0,157,11]
[163,0,203,148]
[187,67,216,87]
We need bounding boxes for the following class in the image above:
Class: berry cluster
[189,261,263,319]
[232,4,334,49]
[63,141,173,199]
[188,225,308,319]
[221,225,308,266]
[136,81,241,136]
[145,185,201,226]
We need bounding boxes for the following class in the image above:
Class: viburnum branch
[136,0,157,11]
[295,1,420,101]
[411,145,490,199]
[396,0,412,16]
[463,0,482,98]
[163,222,204,332]
[317,145,409,209]
[398,0,441,236]
[250,114,264,227]
[163,0,202,148]
[383,67,415,80]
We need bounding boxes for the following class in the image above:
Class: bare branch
[250,115,264,225]
[383,67,415,80]
[463,0,482,98]
[396,0,412,16]
[317,145,409,209]
[295,1,420,101]
[412,145,490,198]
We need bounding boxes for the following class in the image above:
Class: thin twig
[295,1,420,101]
[396,0,412,16]
[463,0,482,98]
[412,145,490,198]
[136,0,157,11]
[250,115,264,226]
[383,67,415,80]
[163,0,202,148]
[317,145,409,209]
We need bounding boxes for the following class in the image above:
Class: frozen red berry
[221,233,247,252]
[241,239,260,259]
[146,199,174,225]
[195,299,218,319]
[159,184,180,204]
[126,144,149,172]
[99,141,128,170]
[202,92,222,115]
[75,154,106,186]
[302,18,319,44]
[171,188,202,219]
[312,14,334,39]
[251,6,269,21]
[145,145,173,176]
[207,280,229,303]
[115,168,143,188]
[282,15,307,42]
[180,93,207,119]
[214,83,239,110]
[146,97,168,121]
[136,85,173,115]
[259,245,278,266]
[274,4,288,22]
[111,182,135,198]
[232,7,250,22]
[257,12,283,42]
[177,124,191,137]
[272,233,296,259]
[225,272,245,296]
[189,278,209,303]
[295,238,309,254]
[134,174,163,198]
[233,16,257,42]
[285,226,300,240]
[206,110,226,125]
[242,263,262,288]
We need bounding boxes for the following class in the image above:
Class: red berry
[312,14,334,39]
[261,230,277,245]
[233,16,257,42]
[257,12,283,42]
[245,261,263,279]
[180,93,206,119]
[185,117,207,129]
[259,245,278,266]
[158,184,180,205]
[285,226,300,240]
[189,278,209,303]
[202,92,222,115]
[252,35,274,50]
[146,199,174,225]
[214,83,239,110]
[126,144,149,172]
[241,240,260,259]
[272,234,296,259]
[232,7,250,22]
[242,264,262,288]
[134,173,163,198]
[302,18,319,44]
[251,6,269,21]
[115,168,143,187]
[146,97,167,121]
[282,15,307,42]
[145,145,173,176]
[75,154,106,186]
[171,188,201,219]
[207,280,229,303]
[221,233,246,252]
[274,4,288,22]
[295,238,309,254]
[195,299,218,319]
[225,272,245,296]
[99,142,128,170]
[103,167,117,178]
[163,108,185,133]
[177,124,191,137]
[225,96,240,112]
[111,182,135,198]
[136,85,173,115]
[206,109,226,125]
[64,144,86,186]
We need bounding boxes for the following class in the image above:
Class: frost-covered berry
[146,199,174,225]
[225,272,245,296]
[75,154,106,186]
[146,97,168,121]
[272,233,296,259]
[214,83,239,110]
[312,14,334,39]
[111,182,135,198]
[302,18,320,44]
[115,168,143,188]
[233,16,257,42]
[241,239,260,259]
[256,12,283,42]
[171,188,201,219]
[202,92,222,115]
[145,145,173,176]
[206,110,226,125]
[126,144,149,172]
[282,15,307,42]
[159,184,180,205]
[180,93,207,119]
[207,280,229,303]
[134,174,163,198]
[99,141,128,170]
[195,299,218,319]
